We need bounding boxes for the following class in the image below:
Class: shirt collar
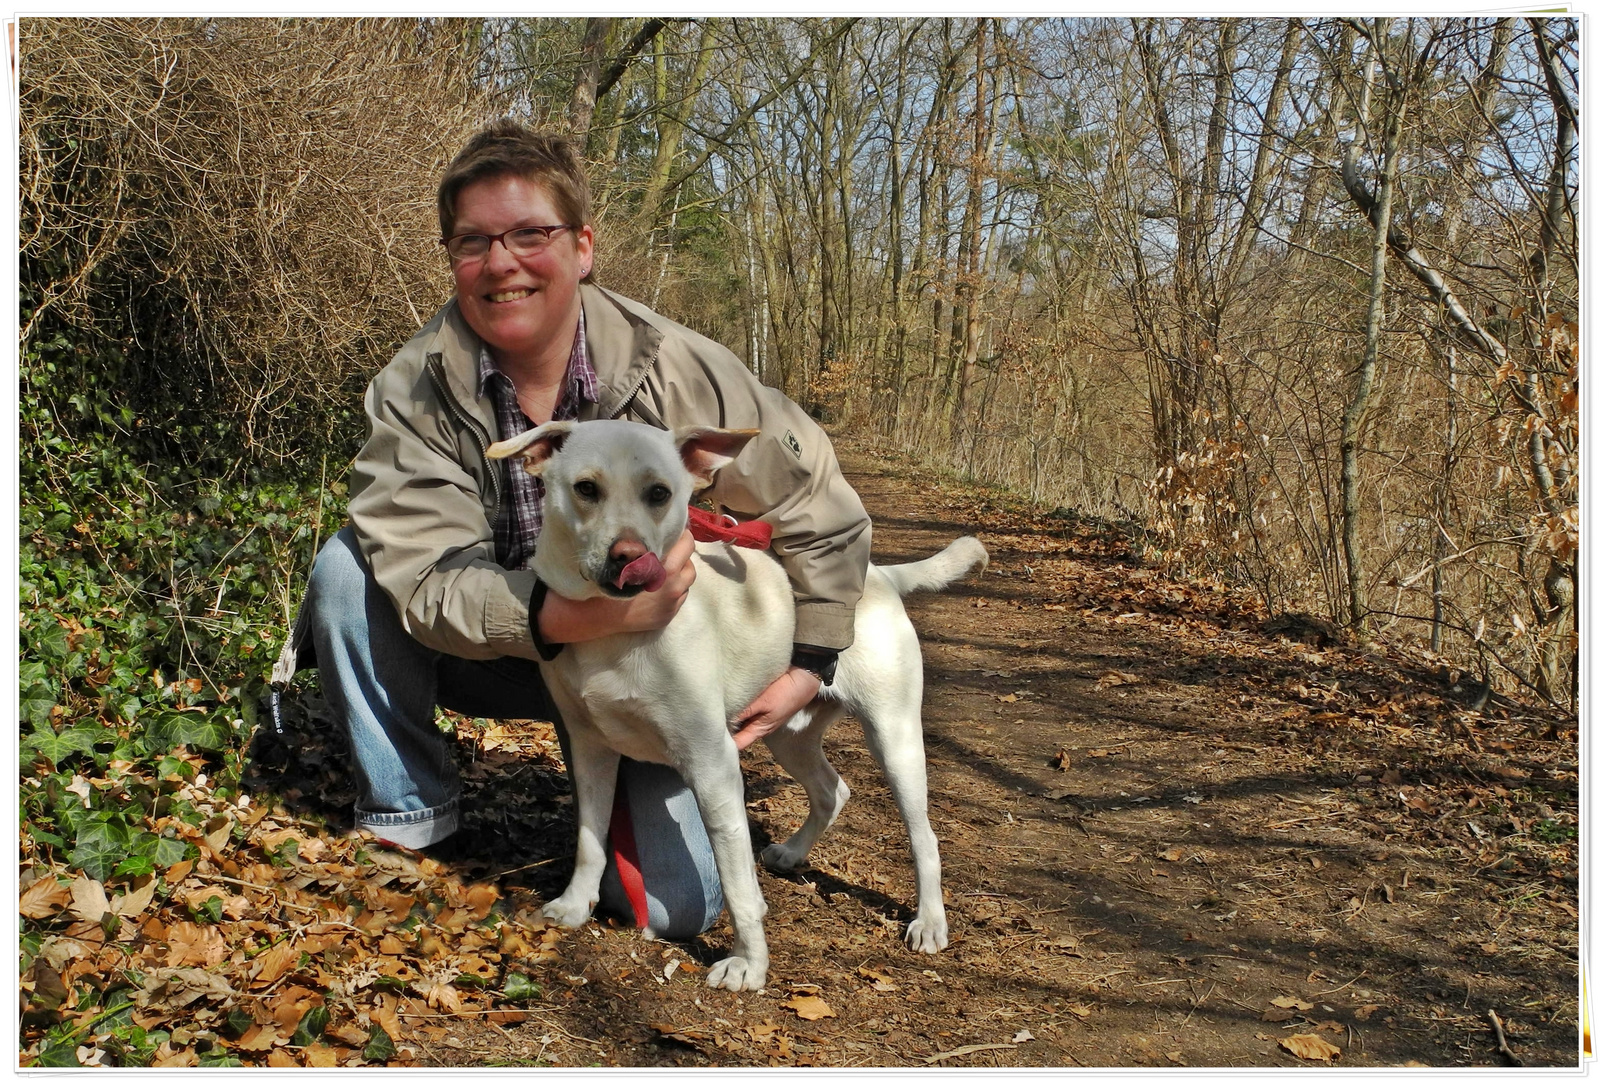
[475,309,595,407]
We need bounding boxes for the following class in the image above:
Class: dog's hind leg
[759,703,849,872]
[855,701,948,954]
[542,723,621,929]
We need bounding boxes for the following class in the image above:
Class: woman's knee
[308,527,367,611]
[307,527,376,640]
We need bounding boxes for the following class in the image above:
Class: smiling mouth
[487,288,534,303]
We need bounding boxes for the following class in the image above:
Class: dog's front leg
[679,741,769,991]
[542,724,621,928]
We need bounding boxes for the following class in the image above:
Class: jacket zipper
[427,355,503,522]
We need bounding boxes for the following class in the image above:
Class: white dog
[487,420,987,992]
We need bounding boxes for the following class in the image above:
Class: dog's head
[486,420,757,599]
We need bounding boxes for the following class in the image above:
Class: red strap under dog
[688,506,772,549]
[607,787,651,931]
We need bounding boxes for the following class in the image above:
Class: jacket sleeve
[346,362,542,661]
[632,340,871,652]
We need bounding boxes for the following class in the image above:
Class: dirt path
[800,446,1579,1068]
[206,443,1579,1068]
[390,444,1574,1068]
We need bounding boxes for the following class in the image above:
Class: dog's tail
[876,536,989,596]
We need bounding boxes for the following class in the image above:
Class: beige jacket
[343,283,870,660]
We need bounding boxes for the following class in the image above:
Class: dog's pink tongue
[616,552,667,592]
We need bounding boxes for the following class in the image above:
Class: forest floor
[22,440,1581,1068]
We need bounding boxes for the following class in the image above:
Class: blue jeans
[306,527,723,938]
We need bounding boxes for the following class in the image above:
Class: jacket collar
[426,286,662,423]
[580,283,663,419]
[423,298,494,430]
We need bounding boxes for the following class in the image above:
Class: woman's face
[448,173,593,367]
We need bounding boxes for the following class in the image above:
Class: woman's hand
[536,529,697,642]
[730,667,823,750]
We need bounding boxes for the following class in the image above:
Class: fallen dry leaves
[18,772,572,1068]
[20,875,72,920]
[1281,1032,1343,1061]
[856,964,898,991]
[782,985,836,1021]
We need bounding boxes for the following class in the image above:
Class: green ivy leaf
[266,838,299,868]
[22,726,97,767]
[222,1009,254,1039]
[109,1030,160,1069]
[20,930,42,963]
[290,1005,329,1047]
[501,971,541,1002]
[27,823,67,850]
[157,755,194,781]
[91,995,135,1035]
[69,817,134,881]
[362,1027,395,1063]
[197,1048,242,1067]
[34,1035,82,1068]
[113,855,156,879]
[142,709,231,754]
[29,620,69,662]
[125,827,190,871]
[19,660,57,729]
[50,786,95,836]
[152,835,191,867]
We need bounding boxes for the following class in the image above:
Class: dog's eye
[573,480,600,500]
[645,484,672,506]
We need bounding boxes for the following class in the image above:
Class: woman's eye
[646,484,672,506]
[574,480,600,500]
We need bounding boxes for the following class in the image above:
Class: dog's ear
[486,421,576,476]
[674,427,759,490]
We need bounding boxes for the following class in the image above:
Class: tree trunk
[567,18,614,139]
[1431,344,1458,653]
[639,21,717,232]
[817,61,838,380]
[1340,20,1406,640]
[950,21,992,435]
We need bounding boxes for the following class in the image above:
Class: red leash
[608,787,652,932]
[687,506,771,549]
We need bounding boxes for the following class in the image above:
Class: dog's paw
[905,914,948,954]
[759,842,806,872]
[705,955,768,992]
[541,894,595,928]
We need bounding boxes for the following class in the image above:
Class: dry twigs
[20,17,487,460]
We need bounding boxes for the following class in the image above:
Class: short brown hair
[437,120,592,239]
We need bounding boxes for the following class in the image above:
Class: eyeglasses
[441,225,579,260]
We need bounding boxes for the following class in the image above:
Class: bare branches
[596,19,670,102]
[18,16,1579,706]
[20,17,488,461]
[1338,151,1509,367]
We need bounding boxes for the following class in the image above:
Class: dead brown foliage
[19,17,486,457]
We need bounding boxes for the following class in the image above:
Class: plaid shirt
[480,312,599,570]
